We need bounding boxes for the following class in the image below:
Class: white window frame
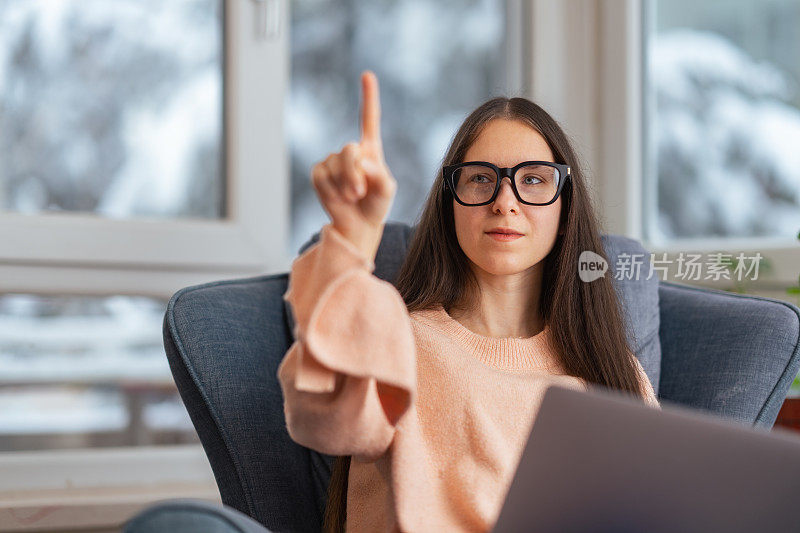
[0,0,289,525]
[528,0,800,294]
[0,0,292,299]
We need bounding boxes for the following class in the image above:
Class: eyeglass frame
[442,160,571,206]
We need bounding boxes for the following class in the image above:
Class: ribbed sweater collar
[415,303,561,373]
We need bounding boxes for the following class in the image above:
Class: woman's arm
[277,223,416,463]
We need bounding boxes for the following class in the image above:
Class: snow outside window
[0,0,225,220]
[644,0,800,241]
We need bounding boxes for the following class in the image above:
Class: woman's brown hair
[322,96,650,532]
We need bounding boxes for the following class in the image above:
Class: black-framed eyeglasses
[443,160,571,206]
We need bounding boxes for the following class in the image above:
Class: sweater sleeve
[277,223,416,462]
[633,357,661,409]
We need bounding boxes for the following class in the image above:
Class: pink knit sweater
[278,223,660,532]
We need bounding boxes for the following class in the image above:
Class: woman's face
[452,118,563,278]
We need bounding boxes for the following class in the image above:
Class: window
[0,0,287,516]
[643,0,800,242]
[288,0,530,253]
[0,0,225,220]
[636,0,800,293]
[0,293,198,452]
[551,0,800,295]
[0,0,288,300]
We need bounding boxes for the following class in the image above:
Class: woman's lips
[486,232,523,241]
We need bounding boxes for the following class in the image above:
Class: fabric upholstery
[658,281,800,428]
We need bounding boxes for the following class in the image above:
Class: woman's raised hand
[310,70,397,261]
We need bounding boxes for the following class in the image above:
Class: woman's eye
[472,174,491,183]
[522,175,542,184]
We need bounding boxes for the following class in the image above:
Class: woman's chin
[475,260,529,277]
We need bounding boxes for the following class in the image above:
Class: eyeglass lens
[453,164,561,205]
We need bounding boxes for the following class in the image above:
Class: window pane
[645,0,800,240]
[0,0,225,220]
[0,293,198,451]
[289,0,513,253]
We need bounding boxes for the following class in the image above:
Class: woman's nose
[492,177,519,210]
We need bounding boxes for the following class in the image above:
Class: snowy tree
[0,0,223,219]
[651,29,800,239]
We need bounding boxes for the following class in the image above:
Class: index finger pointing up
[359,70,383,154]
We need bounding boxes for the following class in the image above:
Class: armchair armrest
[657,281,800,429]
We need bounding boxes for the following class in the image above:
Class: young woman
[278,71,659,533]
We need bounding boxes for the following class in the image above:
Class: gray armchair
[123,222,800,533]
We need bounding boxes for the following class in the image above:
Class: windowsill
[0,482,221,532]
[0,444,220,531]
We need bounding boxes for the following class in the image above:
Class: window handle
[251,0,281,40]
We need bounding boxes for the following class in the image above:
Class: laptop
[492,383,800,533]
